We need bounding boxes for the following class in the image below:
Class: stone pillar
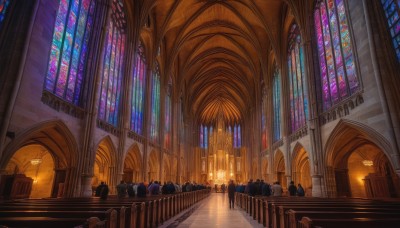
[81,174,94,197]
[311,174,324,197]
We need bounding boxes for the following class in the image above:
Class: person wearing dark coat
[228,180,236,209]
[95,182,105,197]
[100,183,109,200]
[137,182,146,197]
[262,182,271,196]
[127,182,135,197]
[288,181,297,196]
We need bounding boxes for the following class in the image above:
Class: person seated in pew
[149,181,160,195]
[137,182,146,197]
[297,183,305,196]
[288,181,297,196]
[271,181,283,197]
[116,180,127,199]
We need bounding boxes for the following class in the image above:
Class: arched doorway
[292,144,312,195]
[274,150,286,189]
[5,145,54,198]
[326,121,400,198]
[93,137,116,193]
[148,150,160,181]
[0,120,78,198]
[123,144,142,183]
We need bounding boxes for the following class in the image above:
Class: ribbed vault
[146,0,288,125]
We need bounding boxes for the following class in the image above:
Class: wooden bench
[298,216,400,228]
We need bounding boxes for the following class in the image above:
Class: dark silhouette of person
[100,183,109,200]
[127,182,135,197]
[228,180,236,209]
[288,181,297,196]
[95,182,105,197]
[297,184,305,196]
[137,182,146,197]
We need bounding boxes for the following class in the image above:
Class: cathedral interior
[0,0,400,203]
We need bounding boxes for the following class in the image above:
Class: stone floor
[161,193,264,228]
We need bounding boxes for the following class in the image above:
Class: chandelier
[30,158,42,166]
[362,160,373,166]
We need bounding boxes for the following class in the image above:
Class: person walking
[228,180,236,209]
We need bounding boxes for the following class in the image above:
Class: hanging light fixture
[362,160,373,166]
[30,158,42,166]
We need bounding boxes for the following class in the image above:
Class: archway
[5,145,54,198]
[148,150,160,181]
[93,137,116,193]
[274,150,286,189]
[0,120,78,198]
[123,144,142,183]
[326,120,400,198]
[292,144,312,195]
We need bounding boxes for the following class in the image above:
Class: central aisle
[163,193,264,228]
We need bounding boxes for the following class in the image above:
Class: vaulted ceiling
[145,0,291,125]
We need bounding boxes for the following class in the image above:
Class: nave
[162,193,262,228]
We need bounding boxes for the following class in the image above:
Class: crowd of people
[233,179,305,197]
[94,180,208,199]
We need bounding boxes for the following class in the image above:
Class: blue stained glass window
[98,0,126,126]
[261,88,268,149]
[150,63,160,142]
[131,43,146,135]
[0,0,11,30]
[45,0,95,106]
[381,0,400,61]
[233,124,241,148]
[273,66,281,141]
[287,23,308,133]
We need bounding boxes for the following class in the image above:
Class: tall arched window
[98,0,126,126]
[314,0,359,111]
[261,87,268,150]
[288,23,308,133]
[164,78,172,149]
[0,0,11,30]
[380,0,400,61]
[150,63,160,142]
[200,125,209,148]
[233,124,241,148]
[131,43,146,135]
[273,66,281,141]
[45,0,96,105]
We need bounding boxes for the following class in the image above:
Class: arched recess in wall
[0,120,78,198]
[148,150,160,181]
[274,150,286,189]
[262,157,268,181]
[163,154,171,182]
[325,120,400,198]
[93,136,117,192]
[291,143,312,195]
[123,143,142,183]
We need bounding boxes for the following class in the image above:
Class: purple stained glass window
[131,43,147,135]
[45,0,95,106]
[261,88,267,149]
[0,0,11,30]
[288,23,308,133]
[98,0,126,126]
[164,79,172,149]
[314,0,359,111]
[381,0,400,61]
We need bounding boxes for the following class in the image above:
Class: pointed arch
[274,149,287,188]
[123,143,142,182]
[291,142,312,192]
[148,149,160,181]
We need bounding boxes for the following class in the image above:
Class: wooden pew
[298,216,400,228]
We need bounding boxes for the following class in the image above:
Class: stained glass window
[200,125,204,148]
[0,0,11,30]
[45,0,96,105]
[98,0,126,126]
[150,63,160,142]
[233,124,241,148]
[380,0,400,61]
[288,23,308,133]
[314,0,359,111]
[273,66,281,141]
[131,43,146,135]
[164,79,172,149]
[261,88,268,150]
